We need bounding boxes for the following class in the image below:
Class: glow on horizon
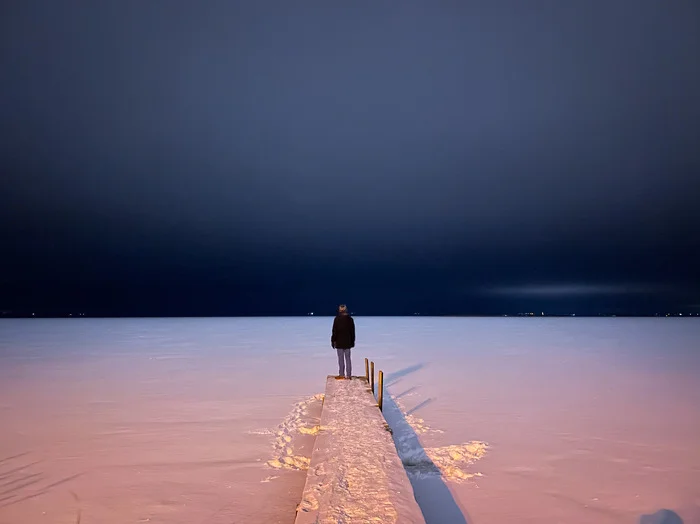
[481,283,669,297]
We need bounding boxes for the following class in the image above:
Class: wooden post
[364,358,369,383]
[378,370,384,411]
[370,361,375,395]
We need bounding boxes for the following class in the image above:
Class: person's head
[338,304,348,314]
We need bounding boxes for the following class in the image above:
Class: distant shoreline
[1,313,697,319]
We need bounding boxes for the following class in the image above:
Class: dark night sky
[1,1,699,316]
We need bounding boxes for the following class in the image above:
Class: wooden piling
[370,361,375,395]
[364,358,369,382]
[378,370,384,411]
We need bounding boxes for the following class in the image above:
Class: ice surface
[1,317,699,523]
[263,394,324,471]
[385,389,487,483]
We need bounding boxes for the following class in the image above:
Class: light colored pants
[337,348,352,377]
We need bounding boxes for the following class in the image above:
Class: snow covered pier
[294,375,426,524]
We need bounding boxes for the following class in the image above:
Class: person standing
[331,304,355,379]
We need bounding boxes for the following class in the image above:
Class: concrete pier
[294,376,425,524]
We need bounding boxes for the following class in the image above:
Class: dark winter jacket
[331,313,355,350]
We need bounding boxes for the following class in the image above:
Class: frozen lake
[1,317,698,523]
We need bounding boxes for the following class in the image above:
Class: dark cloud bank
[1,1,699,316]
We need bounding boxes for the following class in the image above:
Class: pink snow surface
[294,376,425,524]
[0,320,315,524]
[0,317,699,523]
